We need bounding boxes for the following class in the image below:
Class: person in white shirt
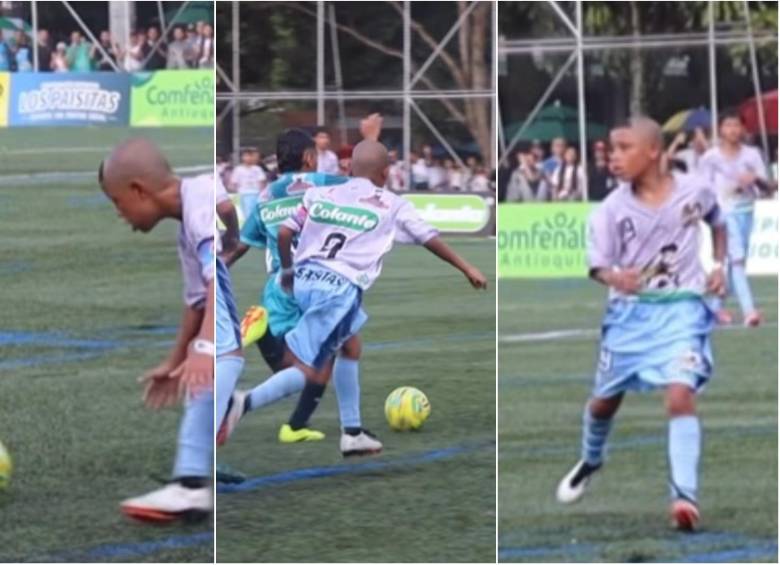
[314,127,339,174]
[667,127,710,176]
[230,148,267,219]
[551,147,587,201]
[386,149,406,191]
[410,152,430,190]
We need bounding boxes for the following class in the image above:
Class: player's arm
[225,203,266,267]
[423,237,486,289]
[217,199,240,256]
[704,194,727,296]
[278,198,308,292]
[171,277,215,396]
[587,206,642,293]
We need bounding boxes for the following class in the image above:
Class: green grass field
[498,278,778,563]
[0,127,214,562]
[216,239,496,563]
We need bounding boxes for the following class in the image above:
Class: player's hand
[608,268,643,294]
[706,266,727,297]
[360,113,383,141]
[139,361,182,410]
[673,131,687,147]
[737,171,757,189]
[464,265,488,290]
[171,348,214,399]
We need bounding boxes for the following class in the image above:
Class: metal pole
[490,0,496,170]
[61,0,121,71]
[575,0,588,201]
[140,1,190,69]
[328,3,347,146]
[403,0,411,190]
[31,0,38,71]
[156,0,166,32]
[708,0,718,140]
[743,0,770,168]
[231,0,241,164]
[410,100,467,170]
[316,1,325,125]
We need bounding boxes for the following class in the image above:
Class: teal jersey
[240,172,349,274]
[240,171,348,336]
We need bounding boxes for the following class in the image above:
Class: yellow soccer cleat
[240,305,269,348]
[278,424,325,443]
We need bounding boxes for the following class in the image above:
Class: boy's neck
[720,140,741,155]
[632,164,673,207]
[160,177,184,220]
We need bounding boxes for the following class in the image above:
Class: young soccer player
[237,139,487,456]
[230,147,266,220]
[701,112,773,327]
[99,138,214,523]
[555,117,727,531]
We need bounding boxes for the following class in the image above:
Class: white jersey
[178,175,215,307]
[700,144,767,214]
[230,164,266,195]
[283,177,438,290]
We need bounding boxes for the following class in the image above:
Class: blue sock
[246,366,305,412]
[333,357,361,430]
[581,407,612,466]
[668,415,701,502]
[216,355,245,431]
[173,389,213,479]
[730,263,755,315]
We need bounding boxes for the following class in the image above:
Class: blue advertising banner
[8,73,130,126]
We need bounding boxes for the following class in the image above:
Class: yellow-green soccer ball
[385,387,431,431]
[0,440,11,490]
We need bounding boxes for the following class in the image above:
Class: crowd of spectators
[0,21,213,72]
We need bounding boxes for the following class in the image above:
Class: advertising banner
[130,70,213,127]
[498,203,590,278]
[404,192,494,235]
[8,73,129,126]
[499,200,779,278]
[0,72,8,127]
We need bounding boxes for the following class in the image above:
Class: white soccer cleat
[217,390,248,446]
[670,498,700,532]
[556,459,601,504]
[120,482,212,523]
[340,429,383,457]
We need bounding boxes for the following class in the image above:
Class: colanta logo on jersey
[260,196,302,225]
[308,202,379,232]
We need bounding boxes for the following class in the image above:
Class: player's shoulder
[673,171,714,201]
[595,182,630,215]
[741,144,764,161]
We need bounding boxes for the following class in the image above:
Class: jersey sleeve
[586,204,616,270]
[748,148,769,181]
[394,199,438,245]
[239,205,268,249]
[282,191,310,234]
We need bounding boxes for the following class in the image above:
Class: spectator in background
[122,31,144,72]
[0,35,13,71]
[66,31,92,71]
[313,127,339,174]
[144,25,167,70]
[35,29,52,71]
[667,127,710,176]
[470,166,491,192]
[387,149,406,191]
[12,31,32,72]
[51,42,68,71]
[550,146,586,201]
[587,139,616,201]
[91,30,118,71]
[428,159,447,190]
[542,136,567,178]
[184,23,199,67]
[230,148,266,220]
[507,151,547,202]
[198,23,213,68]
[446,159,463,191]
[167,26,188,69]
[530,139,545,162]
[337,145,353,176]
[411,151,430,190]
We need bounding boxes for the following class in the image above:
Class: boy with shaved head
[555,117,727,531]
[99,137,214,523]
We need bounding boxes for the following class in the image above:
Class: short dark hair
[718,110,743,126]
[313,126,329,136]
[276,129,315,173]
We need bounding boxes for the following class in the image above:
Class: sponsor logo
[404,194,490,232]
[19,81,121,117]
[308,201,379,232]
[260,196,302,226]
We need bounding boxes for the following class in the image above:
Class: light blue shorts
[263,276,302,337]
[726,210,754,263]
[285,262,368,370]
[592,298,715,399]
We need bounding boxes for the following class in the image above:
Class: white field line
[1,144,205,155]
[0,165,213,186]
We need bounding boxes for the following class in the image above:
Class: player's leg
[557,393,623,503]
[666,382,701,531]
[726,211,759,325]
[335,335,382,456]
[215,353,246,445]
[121,388,214,523]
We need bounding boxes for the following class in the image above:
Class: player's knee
[665,384,696,416]
[341,335,362,360]
[589,395,621,419]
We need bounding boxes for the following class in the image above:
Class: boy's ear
[129,179,148,198]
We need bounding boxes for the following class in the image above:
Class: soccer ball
[0,440,11,490]
[385,387,431,431]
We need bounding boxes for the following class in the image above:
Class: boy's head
[551,137,567,158]
[277,129,317,173]
[718,111,744,145]
[240,148,255,165]
[313,127,331,151]
[99,137,176,232]
[608,116,664,181]
[352,140,389,187]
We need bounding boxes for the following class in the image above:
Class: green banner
[403,193,491,233]
[498,203,591,278]
[130,70,213,127]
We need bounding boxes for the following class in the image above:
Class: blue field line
[365,330,494,352]
[29,531,213,562]
[502,423,776,459]
[666,543,777,562]
[218,441,493,494]
[0,330,120,349]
